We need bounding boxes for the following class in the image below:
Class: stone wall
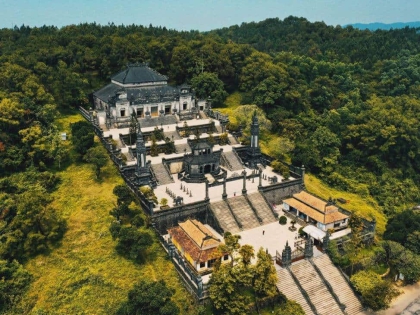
[260,178,303,205]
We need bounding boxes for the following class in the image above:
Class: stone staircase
[221,151,243,171]
[209,200,241,234]
[290,259,345,315]
[228,135,239,145]
[227,195,261,230]
[151,164,174,185]
[277,268,316,315]
[247,192,277,224]
[312,255,365,315]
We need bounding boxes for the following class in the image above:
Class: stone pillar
[205,180,209,200]
[301,164,306,187]
[222,175,227,199]
[304,237,314,259]
[242,170,247,195]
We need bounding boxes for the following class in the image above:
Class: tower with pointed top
[247,111,262,168]
[135,124,151,186]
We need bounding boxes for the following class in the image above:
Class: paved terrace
[101,115,292,208]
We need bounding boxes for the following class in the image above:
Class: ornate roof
[111,63,168,85]
[168,219,222,263]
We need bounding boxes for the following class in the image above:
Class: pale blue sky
[1,0,419,31]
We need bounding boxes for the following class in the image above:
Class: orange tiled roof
[293,191,339,213]
[168,225,222,263]
[168,219,223,263]
[178,219,220,250]
[283,197,348,224]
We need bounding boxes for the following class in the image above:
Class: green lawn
[16,113,196,315]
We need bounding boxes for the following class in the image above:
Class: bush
[117,279,179,315]
[279,216,287,225]
[351,270,399,311]
[298,227,305,237]
[271,160,290,179]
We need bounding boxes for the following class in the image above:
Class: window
[207,259,216,268]
[183,102,187,110]
[165,105,171,114]
[223,254,229,261]
[200,262,205,269]
[334,222,341,228]
[120,109,126,117]
[136,108,143,117]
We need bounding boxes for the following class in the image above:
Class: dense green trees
[374,241,420,284]
[0,260,32,312]
[384,210,420,253]
[116,280,179,315]
[190,72,228,106]
[0,185,66,261]
[351,270,399,311]
[209,233,278,315]
[1,17,420,312]
[71,120,95,157]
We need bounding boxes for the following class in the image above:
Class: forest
[0,16,419,314]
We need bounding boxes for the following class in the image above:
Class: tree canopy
[116,279,179,315]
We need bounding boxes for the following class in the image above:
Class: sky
[1,0,419,31]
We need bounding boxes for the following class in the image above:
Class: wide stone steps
[210,201,241,234]
[313,255,366,315]
[277,268,315,315]
[247,192,277,224]
[228,135,239,145]
[290,259,345,315]
[222,151,243,171]
[227,195,260,230]
[151,164,174,185]
[215,125,223,133]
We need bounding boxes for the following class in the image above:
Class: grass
[14,113,196,315]
[305,174,387,236]
[214,92,243,129]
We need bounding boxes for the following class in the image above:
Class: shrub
[160,198,168,207]
[279,216,287,225]
[351,270,399,311]
[298,227,305,237]
[271,160,290,179]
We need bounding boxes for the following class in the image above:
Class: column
[242,170,247,195]
[222,175,227,199]
[205,180,209,200]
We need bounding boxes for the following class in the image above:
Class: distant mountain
[348,21,420,31]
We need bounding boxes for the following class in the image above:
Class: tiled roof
[284,197,348,224]
[293,191,338,213]
[179,219,220,249]
[168,220,222,263]
[93,83,179,104]
[112,63,168,85]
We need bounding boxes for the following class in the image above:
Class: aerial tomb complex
[81,64,375,307]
